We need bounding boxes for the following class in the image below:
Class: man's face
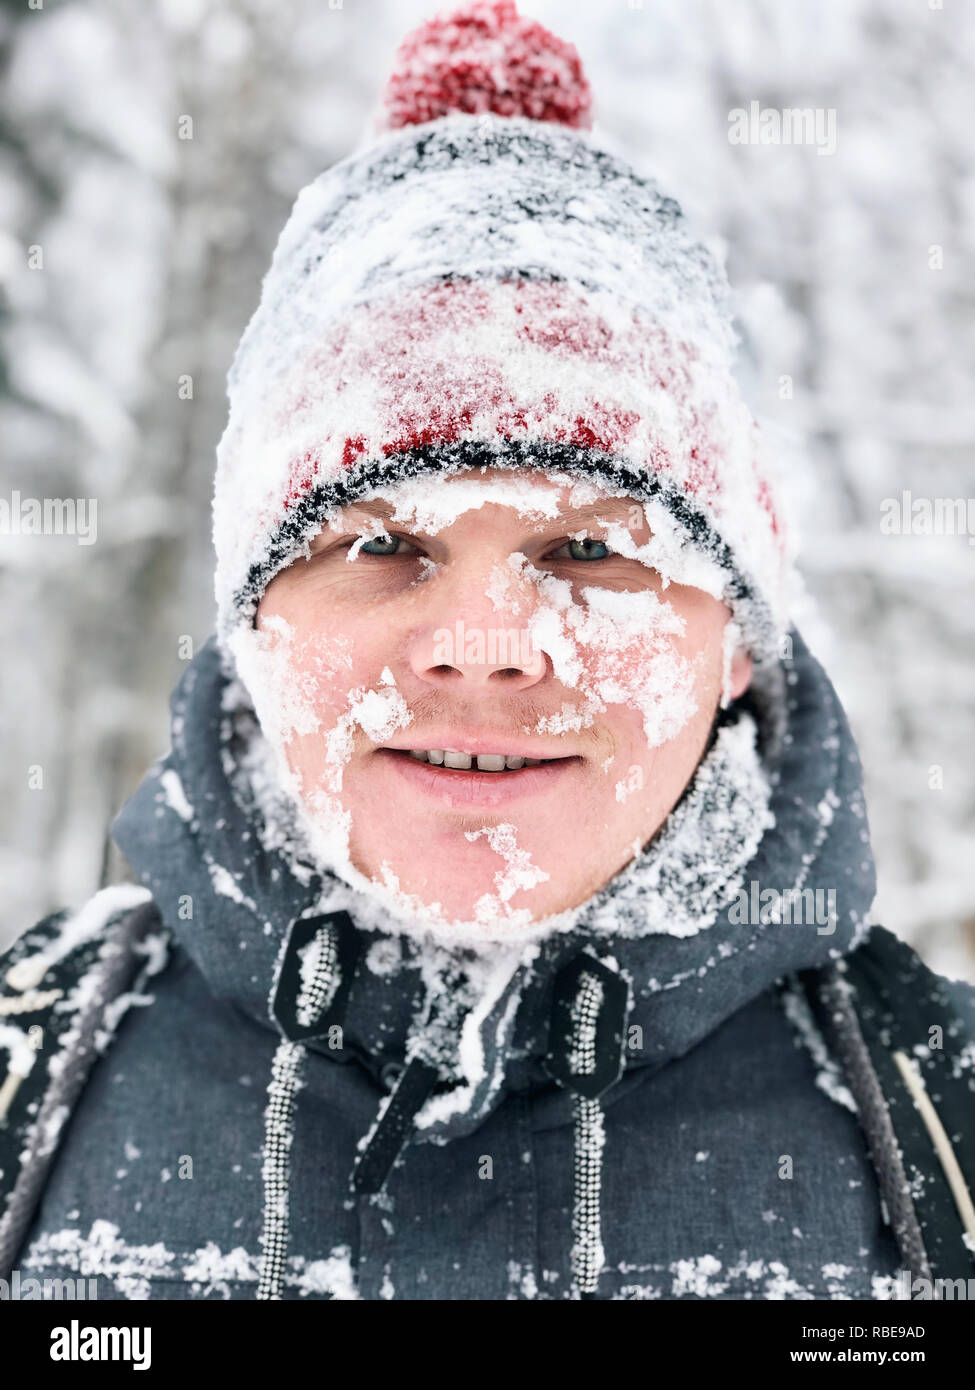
[242,466,752,934]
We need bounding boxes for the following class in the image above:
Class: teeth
[398,749,549,771]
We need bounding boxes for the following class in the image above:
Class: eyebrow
[339,498,638,529]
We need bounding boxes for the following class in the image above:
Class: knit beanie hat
[211,0,795,673]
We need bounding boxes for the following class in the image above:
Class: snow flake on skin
[231,613,412,820]
[525,568,701,750]
[22,1223,360,1300]
[462,822,550,922]
[461,494,706,749]
[227,614,335,747]
[352,473,709,751]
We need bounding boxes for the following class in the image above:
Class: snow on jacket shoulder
[0,886,169,1286]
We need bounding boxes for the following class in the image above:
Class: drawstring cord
[572,1095,606,1297]
[256,1038,304,1300]
[815,967,934,1283]
[257,917,341,1301]
[891,1049,975,1249]
[568,968,608,1298]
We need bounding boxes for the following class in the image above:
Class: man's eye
[549,537,612,562]
[358,533,415,556]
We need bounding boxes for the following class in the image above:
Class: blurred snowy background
[1,0,973,978]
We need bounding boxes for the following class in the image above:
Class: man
[2,0,973,1301]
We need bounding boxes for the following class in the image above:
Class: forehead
[332,466,640,529]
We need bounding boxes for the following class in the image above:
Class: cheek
[279,623,413,798]
[233,616,361,756]
[564,593,704,748]
[284,627,357,708]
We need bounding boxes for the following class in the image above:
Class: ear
[727,648,753,702]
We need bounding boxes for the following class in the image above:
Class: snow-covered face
[235,466,752,939]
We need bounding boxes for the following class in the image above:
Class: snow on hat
[212,0,794,664]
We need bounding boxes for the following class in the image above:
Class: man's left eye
[550,537,612,561]
[358,533,416,556]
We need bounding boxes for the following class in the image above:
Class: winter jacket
[1,629,973,1300]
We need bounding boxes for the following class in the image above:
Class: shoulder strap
[0,893,167,1280]
[799,926,975,1285]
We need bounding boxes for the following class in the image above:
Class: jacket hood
[111,628,876,1147]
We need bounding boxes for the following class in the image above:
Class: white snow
[4,884,152,993]
[779,981,858,1114]
[0,1021,38,1079]
[159,769,194,823]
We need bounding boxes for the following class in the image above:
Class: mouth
[374,746,583,806]
[379,747,573,773]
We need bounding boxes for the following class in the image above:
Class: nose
[406,567,549,691]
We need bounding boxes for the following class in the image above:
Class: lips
[375,747,583,807]
[383,748,566,772]
[379,732,576,761]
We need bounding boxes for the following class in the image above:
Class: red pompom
[379,0,592,132]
